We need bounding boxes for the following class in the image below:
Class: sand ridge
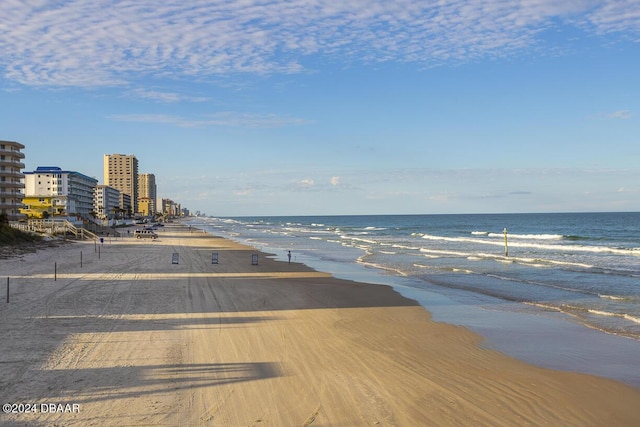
[1,223,640,426]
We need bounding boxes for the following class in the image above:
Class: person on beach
[288,250,292,264]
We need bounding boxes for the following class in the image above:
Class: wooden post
[503,228,508,257]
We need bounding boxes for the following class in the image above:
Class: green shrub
[0,224,42,245]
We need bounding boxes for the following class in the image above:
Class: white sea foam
[588,309,616,317]
[421,233,637,256]
[599,294,626,301]
[452,268,474,274]
[488,232,563,240]
[587,310,640,325]
[343,236,378,245]
[624,314,640,325]
[392,244,420,250]
[419,248,470,257]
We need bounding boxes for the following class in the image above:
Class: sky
[1,0,639,217]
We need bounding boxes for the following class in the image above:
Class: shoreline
[1,223,640,425]
[194,220,640,389]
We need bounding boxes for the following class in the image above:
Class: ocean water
[187,213,640,385]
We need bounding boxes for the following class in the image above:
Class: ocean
[187,212,640,386]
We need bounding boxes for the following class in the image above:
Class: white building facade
[94,185,120,219]
[24,166,98,218]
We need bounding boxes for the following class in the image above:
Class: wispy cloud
[131,89,209,103]
[605,110,632,119]
[583,1,640,35]
[1,1,638,88]
[590,109,633,120]
[109,111,310,128]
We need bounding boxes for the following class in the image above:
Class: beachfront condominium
[0,140,26,220]
[22,166,98,218]
[104,154,138,216]
[94,185,120,220]
[138,173,157,215]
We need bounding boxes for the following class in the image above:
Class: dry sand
[1,223,640,426]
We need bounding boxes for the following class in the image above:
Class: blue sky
[1,1,639,216]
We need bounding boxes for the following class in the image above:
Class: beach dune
[1,224,639,426]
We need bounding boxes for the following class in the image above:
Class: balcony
[0,180,25,188]
[0,148,25,159]
[0,201,24,210]
[0,158,25,167]
[0,190,24,198]
[0,170,24,178]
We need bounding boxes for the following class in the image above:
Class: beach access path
[1,223,640,426]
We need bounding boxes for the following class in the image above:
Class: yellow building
[137,197,153,217]
[20,195,63,218]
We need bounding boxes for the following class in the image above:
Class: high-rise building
[103,154,138,216]
[138,173,157,215]
[0,140,26,220]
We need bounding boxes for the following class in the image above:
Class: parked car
[134,229,158,239]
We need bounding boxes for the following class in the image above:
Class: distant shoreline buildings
[0,139,188,222]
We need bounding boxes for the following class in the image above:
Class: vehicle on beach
[134,229,158,239]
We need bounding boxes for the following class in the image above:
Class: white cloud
[108,111,309,128]
[330,176,341,186]
[605,110,632,119]
[132,89,209,103]
[584,0,640,35]
[1,1,638,88]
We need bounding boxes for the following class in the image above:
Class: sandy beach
[1,223,640,426]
